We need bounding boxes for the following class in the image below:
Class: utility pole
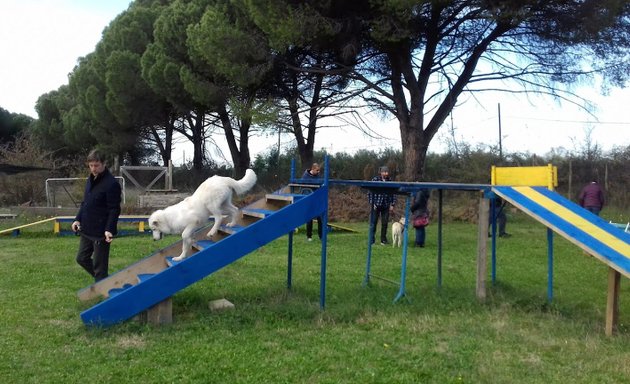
[497,103,503,163]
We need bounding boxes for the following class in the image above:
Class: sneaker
[499,233,511,238]
[307,237,313,242]
[380,241,387,246]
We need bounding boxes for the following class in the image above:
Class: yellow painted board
[327,223,358,233]
[492,164,557,189]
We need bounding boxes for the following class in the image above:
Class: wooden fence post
[605,267,620,336]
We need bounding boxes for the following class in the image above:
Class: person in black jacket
[71,149,121,282]
[368,166,397,245]
[301,162,322,241]
[488,197,510,238]
[410,189,430,247]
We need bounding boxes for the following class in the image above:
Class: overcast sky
[1,0,628,165]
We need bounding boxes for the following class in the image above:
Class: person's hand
[373,205,377,210]
[71,221,81,232]
[104,231,114,243]
[389,205,395,212]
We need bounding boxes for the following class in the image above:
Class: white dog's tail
[231,169,257,195]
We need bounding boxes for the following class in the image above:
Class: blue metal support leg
[437,189,443,289]
[394,195,412,303]
[491,198,497,284]
[287,230,293,289]
[363,208,375,286]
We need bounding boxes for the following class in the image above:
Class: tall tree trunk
[163,122,173,167]
[234,117,251,178]
[149,117,173,167]
[385,15,509,182]
[399,118,428,181]
[288,96,308,169]
[188,112,205,171]
[289,72,323,171]
[388,49,428,182]
[218,104,250,178]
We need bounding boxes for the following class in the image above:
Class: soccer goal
[45,177,126,208]
[119,162,174,193]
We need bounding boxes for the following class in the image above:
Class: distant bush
[1,135,628,218]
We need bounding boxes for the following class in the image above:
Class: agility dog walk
[78,180,328,327]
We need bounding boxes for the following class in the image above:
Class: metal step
[166,256,183,267]
[194,239,215,249]
[108,283,133,298]
[241,208,277,219]
[137,274,155,283]
[219,224,246,235]
[266,193,305,202]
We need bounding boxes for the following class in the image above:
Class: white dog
[392,217,406,248]
[149,169,257,261]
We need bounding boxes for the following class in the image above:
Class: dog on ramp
[392,217,406,248]
[149,169,257,261]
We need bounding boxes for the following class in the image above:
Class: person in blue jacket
[71,149,121,282]
[302,162,322,241]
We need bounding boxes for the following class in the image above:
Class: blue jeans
[414,226,426,246]
[585,206,601,216]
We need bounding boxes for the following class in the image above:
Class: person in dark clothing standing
[301,162,322,241]
[578,181,605,216]
[488,197,510,238]
[368,166,396,245]
[410,189,430,247]
[72,149,121,282]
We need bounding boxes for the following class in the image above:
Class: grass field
[0,214,629,383]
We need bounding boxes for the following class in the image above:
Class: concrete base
[208,298,235,312]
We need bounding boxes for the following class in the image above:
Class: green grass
[1,214,629,383]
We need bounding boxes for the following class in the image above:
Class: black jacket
[75,168,121,237]
[410,189,430,219]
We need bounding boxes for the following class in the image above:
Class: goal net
[45,177,125,208]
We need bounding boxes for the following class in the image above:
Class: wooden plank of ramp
[327,223,358,233]
[0,217,57,235]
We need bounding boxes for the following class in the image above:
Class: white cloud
[0,0,130,117]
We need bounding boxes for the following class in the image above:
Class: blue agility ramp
[493,186,630,277]
[78,183,329,327]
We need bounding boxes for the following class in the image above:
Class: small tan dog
[392,217,406,247]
